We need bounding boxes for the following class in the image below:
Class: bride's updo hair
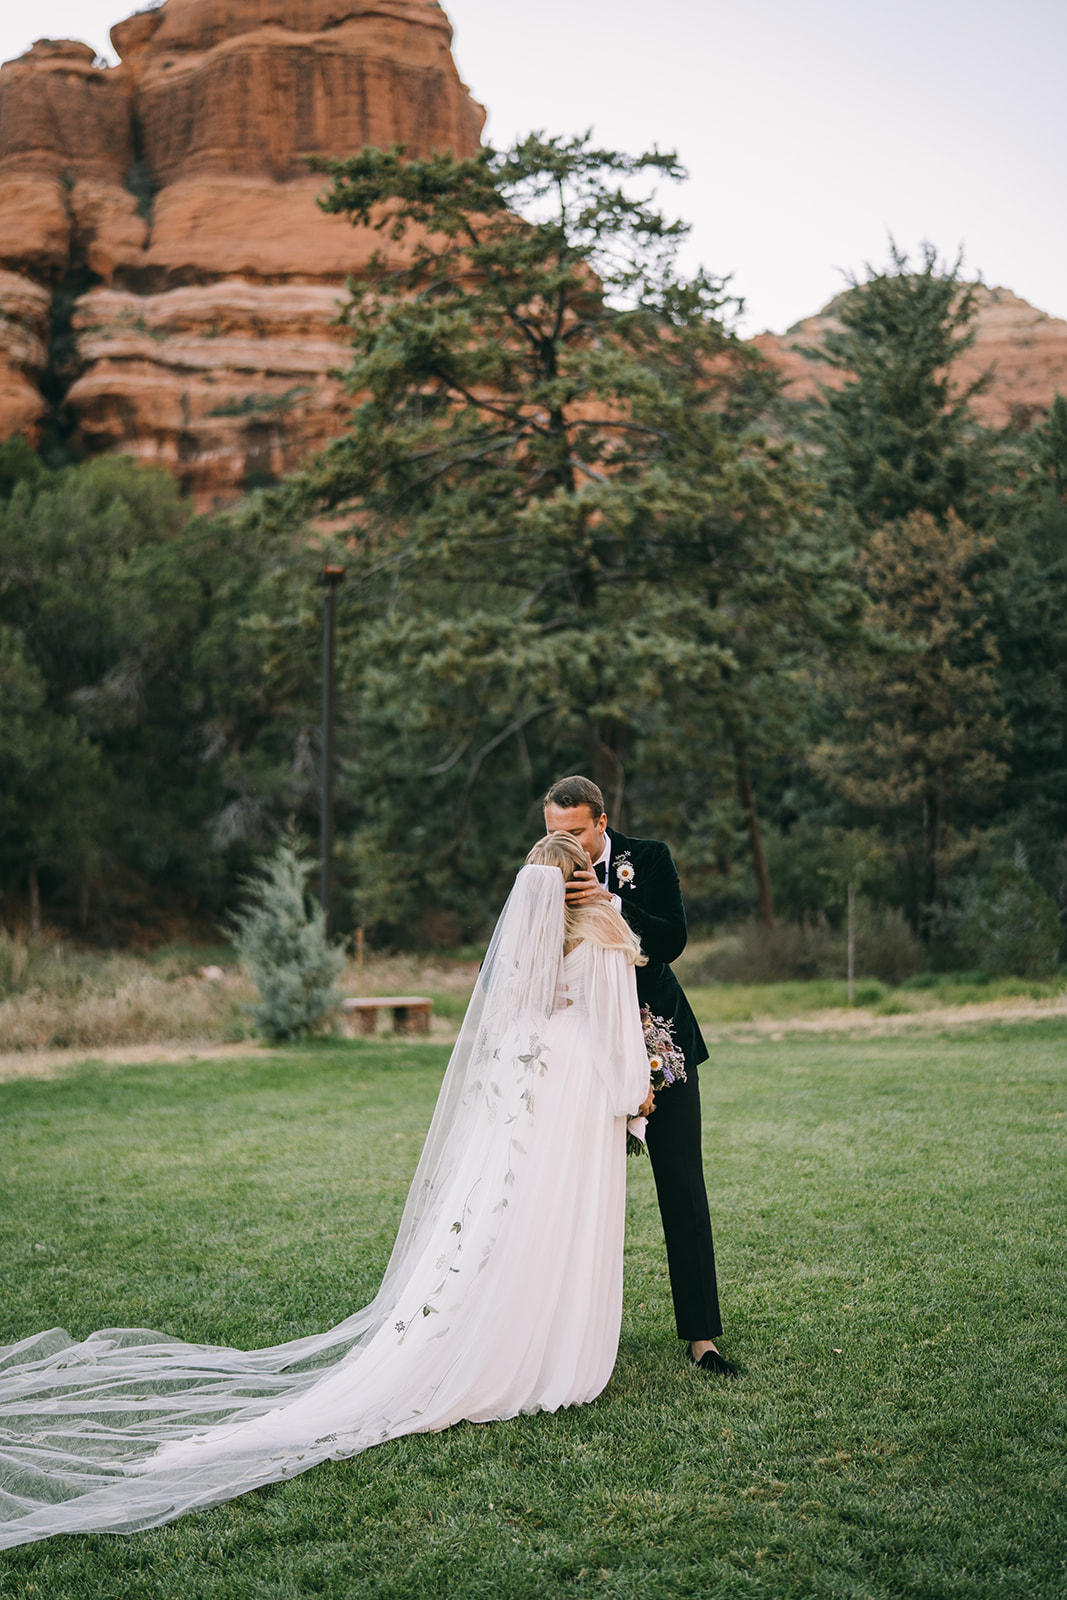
[525,833,646,966]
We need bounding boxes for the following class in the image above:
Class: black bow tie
[594,859,607,885]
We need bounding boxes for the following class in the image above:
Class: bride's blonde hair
[525,833,646,965]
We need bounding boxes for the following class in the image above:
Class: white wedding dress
[0,866,649,1549]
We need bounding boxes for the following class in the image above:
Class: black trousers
[644,1063,723,1341]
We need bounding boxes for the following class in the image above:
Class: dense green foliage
[1,1029,1064,1595]
[0,451,324,937]
[769,249,1067,963]
[1,144,1065,972]
[957,854,1064,977]
[297,135,856,937]
[988,393,1067,861]
[810,509,1010,930]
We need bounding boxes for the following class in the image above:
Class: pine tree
[794,244,1013,935]
[1030,392,1067,499]
[985,392,1067,879]
[230,838,344,1042]
[812,242,988,529]
[959,854,1062,977]
[288,134,852,932]
[811,511,1009,928]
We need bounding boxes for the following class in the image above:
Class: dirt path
[0,1040,268,1084]
[702,992,1067,1040]
[0,1030,454,1084]
[2,993,1065,1084]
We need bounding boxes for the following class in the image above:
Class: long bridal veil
[0,865,568,1549]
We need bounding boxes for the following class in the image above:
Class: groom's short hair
[542,775,606,820]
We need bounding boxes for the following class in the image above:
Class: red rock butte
[0,0,484,505]
[753,285,1067,434]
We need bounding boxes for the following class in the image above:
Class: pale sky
[3,0,1064,335]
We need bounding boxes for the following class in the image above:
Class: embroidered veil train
[0,861,649,1549]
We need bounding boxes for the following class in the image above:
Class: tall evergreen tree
[290,134,851,934]
[811,511,1009,930]
[812,242,988,529]
[988,394,1067,875]
[797,244,1009,938]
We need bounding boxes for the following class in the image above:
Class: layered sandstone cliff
[0,7,1064,502]
[0,1,483,503]
[753,284,1067,431]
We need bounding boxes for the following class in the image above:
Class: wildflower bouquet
[626,1006,687,1156]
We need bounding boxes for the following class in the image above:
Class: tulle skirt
[0,999,629,1547]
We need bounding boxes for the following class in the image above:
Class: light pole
[319,563,344,937]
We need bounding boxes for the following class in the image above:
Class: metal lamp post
[319,563,344,936]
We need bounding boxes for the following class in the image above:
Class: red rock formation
[116,0,483,285]
[0,269,50,442]
[0,37,144,284]
[0,0,483,502]
[69,281,353,499]
[753,285,1067,431]
[1,6,1064,502]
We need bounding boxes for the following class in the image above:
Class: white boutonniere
[615,851,636,889]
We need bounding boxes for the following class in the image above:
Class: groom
[542,775,735,1375]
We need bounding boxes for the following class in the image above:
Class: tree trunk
[921,788,940,940]
[28,863,41,937]
[735,739,775,927]
[588,721,628,828]
[79,878,90,929]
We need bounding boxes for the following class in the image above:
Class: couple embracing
[0,776,733,1550]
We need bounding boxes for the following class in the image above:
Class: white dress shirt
[592,832,622,911]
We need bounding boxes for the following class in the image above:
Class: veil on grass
[0,865,567,1549]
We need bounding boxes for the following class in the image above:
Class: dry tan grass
[4,924,1062,1084]
[339,952,479,998]
[0,967,255,1053]
[0,933,479,1056]
[334,953,477,1039]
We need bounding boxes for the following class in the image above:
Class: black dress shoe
[688,1348,739,1377]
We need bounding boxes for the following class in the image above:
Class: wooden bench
[340,996,433,1036]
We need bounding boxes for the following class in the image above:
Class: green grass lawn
[686,974,1067,1027]
[1,1027,1064,1598]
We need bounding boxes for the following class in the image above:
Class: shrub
[900,971,942,991]
[852,904,923,986]
[690,916,840,983]
[876,995,914,1016]
[230,840,344,1042]
[852,979,888,1006]
[958,861,1063,978]
[0,928,81,999]
[680,901,922,987]
[0,927,38,996]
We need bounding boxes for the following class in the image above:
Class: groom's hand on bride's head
[565,863,612,906]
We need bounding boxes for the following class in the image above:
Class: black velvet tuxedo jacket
[606,828,708,1071]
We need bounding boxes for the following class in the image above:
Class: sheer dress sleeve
[585,945,652,1117]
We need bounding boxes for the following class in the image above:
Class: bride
[0,834,652,1549]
